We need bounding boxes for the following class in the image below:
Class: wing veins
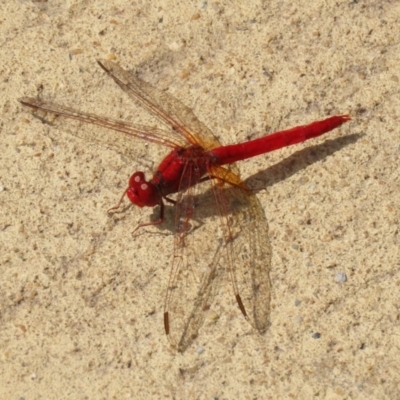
[18,97,182,149]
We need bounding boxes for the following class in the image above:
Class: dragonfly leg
[107,189,128,213]
[132,200,165,233]
[164,196,177,205]
[199,175,212,184]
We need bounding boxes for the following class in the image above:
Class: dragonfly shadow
[191,133,364,222]
[122,133,363,233]
[245,133,363,193]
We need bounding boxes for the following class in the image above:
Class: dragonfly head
[127,171,160,207]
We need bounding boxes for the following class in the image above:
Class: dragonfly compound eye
[129,171,145,187]
[127,172,159,207]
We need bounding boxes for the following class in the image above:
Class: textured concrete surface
[1,1,399,399]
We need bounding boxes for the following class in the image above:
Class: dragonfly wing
[165,161,271,351]
[165,237,225,352]
[210,173,272,334]
[164,164,226,352]
[98,60,222,151]
[18,97,183,160]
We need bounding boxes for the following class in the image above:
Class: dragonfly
[19,60,350,352]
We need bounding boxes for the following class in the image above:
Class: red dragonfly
[19,60,350,352]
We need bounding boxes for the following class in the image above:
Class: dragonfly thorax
[127,171,160,208]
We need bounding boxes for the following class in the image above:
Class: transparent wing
[98,60,222,151]
[164,164,271,352]
[163,162,225,352]
[18,97,185,160]
[210,177,272,334]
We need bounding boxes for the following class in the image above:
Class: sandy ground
[1,1,399,399]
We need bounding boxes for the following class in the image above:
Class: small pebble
[334,272,347,283]
[312,332,321,339]
[196,346,205,354]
